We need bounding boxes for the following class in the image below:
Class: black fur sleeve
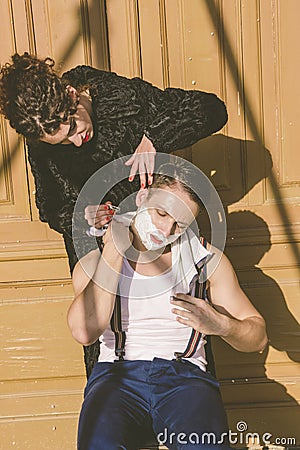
[26,143,74,236]
[63,66,228,152]
[131,77,228,152]
[27,66,228,241]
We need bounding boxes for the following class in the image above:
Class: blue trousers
[78,358,231,450]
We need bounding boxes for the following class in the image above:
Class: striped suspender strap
[174,237,208,361]
[95,236,126,361]
[110,294,126,361]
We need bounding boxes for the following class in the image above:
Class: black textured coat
[26,66,227,375]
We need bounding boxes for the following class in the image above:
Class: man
[68,161,267,449]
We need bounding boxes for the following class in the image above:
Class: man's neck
[125,247,172,276]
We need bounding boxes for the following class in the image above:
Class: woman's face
[40,96,94,147]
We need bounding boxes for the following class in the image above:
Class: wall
[0,1,108,449]
[1,0,299,448]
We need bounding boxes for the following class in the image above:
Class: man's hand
[171,292,268,353]
[103,220,133,256]
[170,294,230,336]
[84,201,114,228]
[125,134,156,188]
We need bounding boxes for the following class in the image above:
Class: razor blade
[107,204,120,212]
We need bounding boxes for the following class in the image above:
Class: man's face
[133,186,199,250]
[40,102,93,147]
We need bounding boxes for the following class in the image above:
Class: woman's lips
[83,132,90,143]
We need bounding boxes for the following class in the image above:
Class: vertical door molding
[106,0,141,77]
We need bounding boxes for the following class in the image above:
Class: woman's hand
[125,134,156,188]
[84,201,114,228]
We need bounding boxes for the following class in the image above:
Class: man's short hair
[150,158,204,209]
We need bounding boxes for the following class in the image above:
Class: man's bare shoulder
[204,241,264,322]
[72,249,100,294]
[76,249,100,269]
[204,242,233,283]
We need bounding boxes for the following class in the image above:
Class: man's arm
[171,250,268,353]
[208,251,268,352]
[67,220,132,346]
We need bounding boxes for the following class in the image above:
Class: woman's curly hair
[0,52,78,140]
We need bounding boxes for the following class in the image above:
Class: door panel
[1,0,300,447]
[0,1,109,448]
[106,0,300,443]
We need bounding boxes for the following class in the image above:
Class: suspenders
[96,236,126,362]
[108,236,210,363]
[174,236,209,361]
[110,294,126,361]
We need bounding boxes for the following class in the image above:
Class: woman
[0,52,228,374]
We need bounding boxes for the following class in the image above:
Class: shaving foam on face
[134,206,180,251]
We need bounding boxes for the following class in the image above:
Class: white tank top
[98,257,207,371]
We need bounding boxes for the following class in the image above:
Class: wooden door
[106,0,300,445]
[0,1,108,449]
[1,0,300,448]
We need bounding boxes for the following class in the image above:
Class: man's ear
[66,85,79,99]
[136,188,149,207]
